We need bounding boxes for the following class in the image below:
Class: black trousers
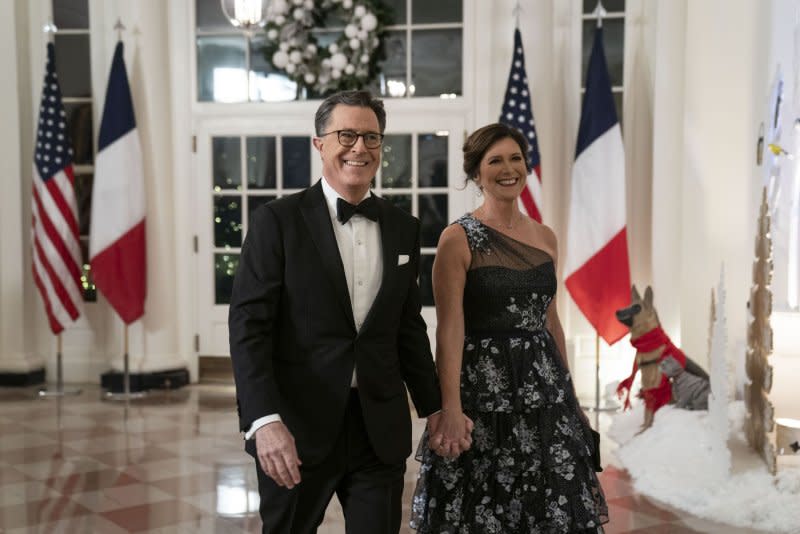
[255,390,406,534]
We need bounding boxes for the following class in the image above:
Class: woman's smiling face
[475,136,528,201]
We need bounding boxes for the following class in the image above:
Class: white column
[0,0,44,376]
[624,0,655,290]
[98,0,186,375]
[168,0,199,379]
[650,0,687,343]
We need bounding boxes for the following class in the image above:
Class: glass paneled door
[194,113,469,356]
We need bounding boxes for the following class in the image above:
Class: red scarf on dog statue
[616,327,687,412]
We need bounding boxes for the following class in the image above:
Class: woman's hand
[428,409,474,458]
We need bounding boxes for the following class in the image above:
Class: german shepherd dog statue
[615,285,710,430]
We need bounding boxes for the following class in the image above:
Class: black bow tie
[336,196,379,224]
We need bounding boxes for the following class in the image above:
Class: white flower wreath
[263,0,388,95]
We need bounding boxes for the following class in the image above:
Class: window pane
[250,34,298,102]
[381,0,406,24]
[283,137,311,189]
[320,10,347,27]
[420,254,434,306]
[411,29,462,97]
[196,0,234,31]
[79,239,96,302]
[246,137,276,189]
[583,0,625,13]
[383,194,411,214]
[53,0,89,29]
[366,31,407,98]
[213,137,241,190]
[54,34,91,98]
[581,20,624,88]
[614,91,623,126]
[419,194,447,247]
[215,253,239,304]
[197,35,247,102]
[381,135,411,188]
[248,195,276,229]
[74,173,93,235]
[418,133,447,187]
[412,0,462,24]
[63,102,93,165]
[214,195,242,247]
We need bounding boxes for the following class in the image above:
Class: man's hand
[427,410,474,458]
[255,421,302,489]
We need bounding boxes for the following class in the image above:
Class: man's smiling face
[313,104,381,203]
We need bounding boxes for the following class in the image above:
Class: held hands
[427,409,474,458]
[255,421,302,489]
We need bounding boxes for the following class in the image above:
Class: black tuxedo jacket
[229,181,441,466]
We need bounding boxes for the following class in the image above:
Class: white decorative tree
[707,265,730,479]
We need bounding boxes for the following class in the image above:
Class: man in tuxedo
[229,90,457,533]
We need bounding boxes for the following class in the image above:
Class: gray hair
[314,90,386,136]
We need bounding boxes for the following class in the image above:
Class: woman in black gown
[411,123,608,533]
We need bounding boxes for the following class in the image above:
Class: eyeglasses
[319,130,385,149]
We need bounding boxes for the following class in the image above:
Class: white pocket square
[397,254,410,266]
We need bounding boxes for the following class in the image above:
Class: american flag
[499,28,543,222]
[31,43,84,334]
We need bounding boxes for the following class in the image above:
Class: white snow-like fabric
[609,402,800,533]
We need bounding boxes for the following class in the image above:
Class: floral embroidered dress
[411,214,608,534]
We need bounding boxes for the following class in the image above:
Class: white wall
[678,0,768,368]
[762,0,800,419]
[764,0,800,312]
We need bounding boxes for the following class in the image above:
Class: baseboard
[0,367,46,387]
[198,355,234,384]
[100,367,190,393]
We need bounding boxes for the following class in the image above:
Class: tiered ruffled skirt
[411,331,608,533]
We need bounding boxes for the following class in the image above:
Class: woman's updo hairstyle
[462,123,530,187]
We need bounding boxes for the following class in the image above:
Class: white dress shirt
[245,177,383,439]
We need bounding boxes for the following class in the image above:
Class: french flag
[89,42,146,324]
[564,27,631,345]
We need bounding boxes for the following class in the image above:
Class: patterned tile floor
[0,385,769,533]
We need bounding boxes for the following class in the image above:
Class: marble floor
[0,384,770,533]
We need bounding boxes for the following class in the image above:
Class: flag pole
[592,0,607,28]
[512,0,521,29]
[43,18,57,43]
[96,17,147,402]
[39,333,82,397]
[36,21,82,399]
[581,332,618,412]
[105,321,147,401]
[113,18,125,42]
[595,333,600,409]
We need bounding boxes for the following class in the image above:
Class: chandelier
[220,0,269,33]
